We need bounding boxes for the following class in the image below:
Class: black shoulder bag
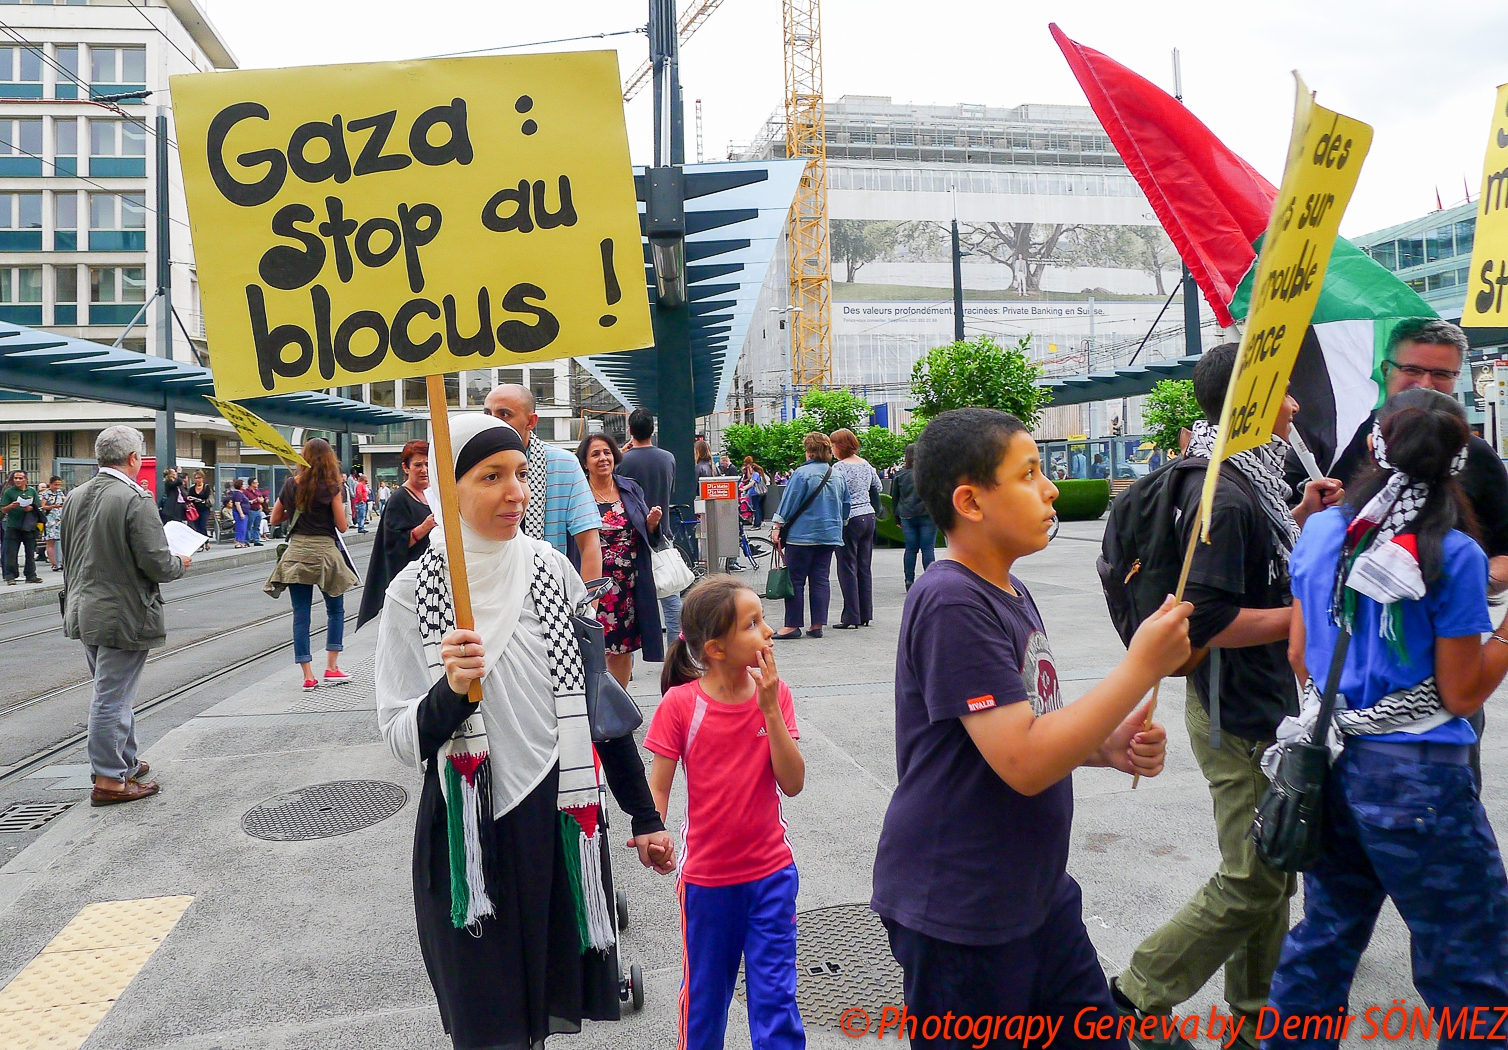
[1250,627,1350,873]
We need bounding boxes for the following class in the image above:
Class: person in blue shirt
[1267,388,1508,1046]
[769,432,849,639]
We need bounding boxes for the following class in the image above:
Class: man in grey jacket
[61,426,190,806]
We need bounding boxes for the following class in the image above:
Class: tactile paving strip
[734,902,904,1029]
[288,664,377,713]
[0,895,193,1050]
[241,780,406,841]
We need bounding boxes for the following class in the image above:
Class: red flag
[1436,186,1444,211]
[1050,24,1275,327]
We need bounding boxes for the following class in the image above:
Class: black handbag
[572,578,644,743]
[1250,628,1350,872]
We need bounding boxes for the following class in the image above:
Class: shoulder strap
[784,463,835,532]
[1309,627,1351,746]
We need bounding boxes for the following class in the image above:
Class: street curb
[0,535,375,615]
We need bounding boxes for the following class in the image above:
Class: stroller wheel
[616,888,630,931]
[630,962,644,1012]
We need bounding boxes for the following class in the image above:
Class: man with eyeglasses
[1288,316,1508,788]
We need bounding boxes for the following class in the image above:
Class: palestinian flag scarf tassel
[442,724,495,929]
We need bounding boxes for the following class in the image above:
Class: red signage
[700,478,738,501]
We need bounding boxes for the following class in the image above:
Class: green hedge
[875,492,947,549]
[1054,479,1110,521]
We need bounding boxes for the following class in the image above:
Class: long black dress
[412,677,663,1049]
[357,486,431,630]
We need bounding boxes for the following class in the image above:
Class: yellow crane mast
[783,0,832,387]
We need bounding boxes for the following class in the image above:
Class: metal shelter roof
[1037,354,1202,407]
[579,159,806,418]
[0,323,415,432]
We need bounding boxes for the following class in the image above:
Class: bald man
[484,383,602,583]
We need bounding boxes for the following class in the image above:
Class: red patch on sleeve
[966,695,997,713]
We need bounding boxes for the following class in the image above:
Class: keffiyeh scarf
[1186,420,1301,566]
[523,437,548,543]
[1329,420,1469,659]
[416,545,615,951]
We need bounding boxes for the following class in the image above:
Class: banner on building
[1462,82,1508,329]
[171,52,653,401]
[1200,75,1372,535]
[204,397,307,466]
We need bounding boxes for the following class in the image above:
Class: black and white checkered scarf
[416,544,612,947]
[523,437,549,542]
[1186,419,1301,564]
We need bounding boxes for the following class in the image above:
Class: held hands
[1126,595,1194,684]
[441,628,486,698]
[628,832,676,874]
[1101,698,1168,778]
[750,646,781,717]
[1294,478,1344,525]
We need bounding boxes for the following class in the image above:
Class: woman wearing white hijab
[376,414,674,1050]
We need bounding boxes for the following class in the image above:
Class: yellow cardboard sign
[205,396,308,466]
[1201,75,1372,537]
[170,52,653,401]
[1461,83,1508,328]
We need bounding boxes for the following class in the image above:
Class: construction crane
[783,0,832,387]
[623,0,728,102]
[625,0,832,387]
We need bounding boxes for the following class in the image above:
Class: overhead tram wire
[0,135,192,233]
[424,26,647,60]
[121,0,200,72]
[0,19,181,153]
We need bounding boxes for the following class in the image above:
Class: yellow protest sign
[1461,82,1508,328]
[1200,75,1372,537]
[170,52,653,401]
[205,397,308,466]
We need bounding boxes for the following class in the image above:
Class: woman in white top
[376,414,673,1050]
[829,428,883,629]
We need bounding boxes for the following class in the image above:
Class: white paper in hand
[164,520,208,559]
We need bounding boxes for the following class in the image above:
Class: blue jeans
[354,502,367,531]
[289,583,345,665]
[233,513,248,544]
[661,590,682,641]
[782,543,834,629]
[1265,744,1508,1049]
[681,865,804,1050]
[247,508,264,543]
[901,516,936,585]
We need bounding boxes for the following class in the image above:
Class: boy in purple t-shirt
[871,408,1193,1048]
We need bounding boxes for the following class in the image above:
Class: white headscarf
[424,413,531,677]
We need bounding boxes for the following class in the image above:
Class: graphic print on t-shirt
[1020,630,1061,716]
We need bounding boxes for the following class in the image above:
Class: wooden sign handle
[426,375,483,705]
[1131,501,1203,789]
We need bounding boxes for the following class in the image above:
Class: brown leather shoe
[130,761,150,781]
[90,779,160,807]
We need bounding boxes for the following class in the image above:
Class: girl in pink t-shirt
[645,576,806,1050]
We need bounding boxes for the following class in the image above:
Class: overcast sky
[199,0,1508,238]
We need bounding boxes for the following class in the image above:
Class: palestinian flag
[1051,24,1436,472]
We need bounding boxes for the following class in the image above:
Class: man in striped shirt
[484,384,602,584]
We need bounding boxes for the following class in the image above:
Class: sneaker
[1109,978,1195,1050]
[302,678,319,691]
[323,669,351,685]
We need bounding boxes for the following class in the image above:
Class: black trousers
[836,513,876,626]
[2,526,37,580]
[783,543,835,629]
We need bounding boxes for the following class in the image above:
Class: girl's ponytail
[659,575,755,695]
[660,635,704,694]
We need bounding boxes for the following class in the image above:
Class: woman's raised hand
[646,506,662,530]
[441,629,486,698]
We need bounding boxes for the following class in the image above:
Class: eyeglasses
[1384,360,1460,383]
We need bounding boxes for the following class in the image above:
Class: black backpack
[1097,457,1205,648]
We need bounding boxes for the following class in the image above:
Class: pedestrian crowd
[48,331,1506,1050]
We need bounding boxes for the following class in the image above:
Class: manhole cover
[242,781,406,841]
[736,903,903,1029]
[0,802,71,833]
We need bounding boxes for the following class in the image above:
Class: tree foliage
[859,425,907,471]
[831,219,902,283]
[909,335,1051,430]
[799,387,871,435]
[1141,379,1202,452]
[720,388,906,475]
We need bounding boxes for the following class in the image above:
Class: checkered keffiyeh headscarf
[415,543,614,951]
[1330,419,1469,657]
[1186,420,1301,566]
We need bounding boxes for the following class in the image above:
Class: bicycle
[667,505,707,582]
